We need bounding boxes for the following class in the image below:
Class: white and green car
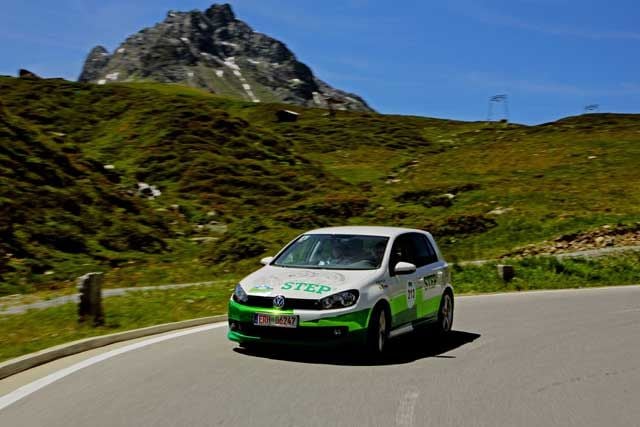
[228,226,454,354]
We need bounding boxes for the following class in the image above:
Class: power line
[487,94,509,122]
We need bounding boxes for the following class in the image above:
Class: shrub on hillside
[205,218,269,263]
[30,227,88,254]
[99,223,167,254]
[395,184,481,206]
[434,214,497,237]
[275,194,370,229]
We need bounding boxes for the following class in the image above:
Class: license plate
[253,313,298,328]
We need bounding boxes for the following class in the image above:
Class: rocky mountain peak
[78,3,372,111]
[79,46,111,82]
[90,45,110,56]
[204,3,236,24]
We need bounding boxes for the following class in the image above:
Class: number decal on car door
[407,281,416,309]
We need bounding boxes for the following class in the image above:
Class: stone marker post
[497,264,515,282]
[77,272,105,326]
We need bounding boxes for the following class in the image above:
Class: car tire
[366,305,389,356]
[436,291,454,334]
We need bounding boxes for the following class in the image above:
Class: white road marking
[395,389,420,427]
[612,307,640,314]
[0,323,226,412]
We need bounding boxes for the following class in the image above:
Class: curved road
[1,286,639,426]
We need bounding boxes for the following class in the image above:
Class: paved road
[1,286,639,426]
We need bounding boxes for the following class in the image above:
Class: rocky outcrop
[19,69,41,79]
[78,3,372,111]
[78,46,111,82]
[506,223,640,257]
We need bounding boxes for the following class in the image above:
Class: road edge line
[0,314,228,380]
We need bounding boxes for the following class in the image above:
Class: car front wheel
[366,305,389,356]
[436,292,454,334]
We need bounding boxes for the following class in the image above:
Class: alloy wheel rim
[378,311,386,352]
[442,295,452,331]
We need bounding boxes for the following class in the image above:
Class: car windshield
[273,234,389,270]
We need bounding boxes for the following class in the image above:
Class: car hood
[240,266,381,299]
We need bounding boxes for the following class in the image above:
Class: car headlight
[319,290,359,309]
[233,284,248,303]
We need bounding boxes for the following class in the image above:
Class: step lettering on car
[281,281,332,294]
[423,275,438,289]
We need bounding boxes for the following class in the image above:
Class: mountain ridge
[79,3,372,111]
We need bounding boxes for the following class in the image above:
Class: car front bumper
[227,299,370,346]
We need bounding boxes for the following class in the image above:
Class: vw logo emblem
[273,295,286,309]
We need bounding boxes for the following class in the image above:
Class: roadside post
[77,272,105,326]
[497,264,515,282]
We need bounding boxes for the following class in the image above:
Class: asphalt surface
[1,286,639,427]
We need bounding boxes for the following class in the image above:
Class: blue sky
[1,0,639,124]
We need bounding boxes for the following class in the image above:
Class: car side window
[422,236,438,264]
[389,234,416,274]
[408,233,431,267]
[414,234,438,266]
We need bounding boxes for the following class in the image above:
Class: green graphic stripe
[299,308,370,332]
[389,291,442,328]
[421,294,442,318]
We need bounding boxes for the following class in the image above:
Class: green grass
[0,281,234,362]
[1,76,640,295]
[453,252,640,294]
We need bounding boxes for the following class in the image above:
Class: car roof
[304,226,429,239]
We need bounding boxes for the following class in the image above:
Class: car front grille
[245,295,320,310]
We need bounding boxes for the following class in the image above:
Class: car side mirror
[260,256,274,266]
[394,262,416,275]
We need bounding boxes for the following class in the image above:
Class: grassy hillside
[0,96,174,293]
[1,76,639,295]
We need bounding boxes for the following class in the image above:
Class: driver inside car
[319,241,353,266]
[368,241,386,266]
